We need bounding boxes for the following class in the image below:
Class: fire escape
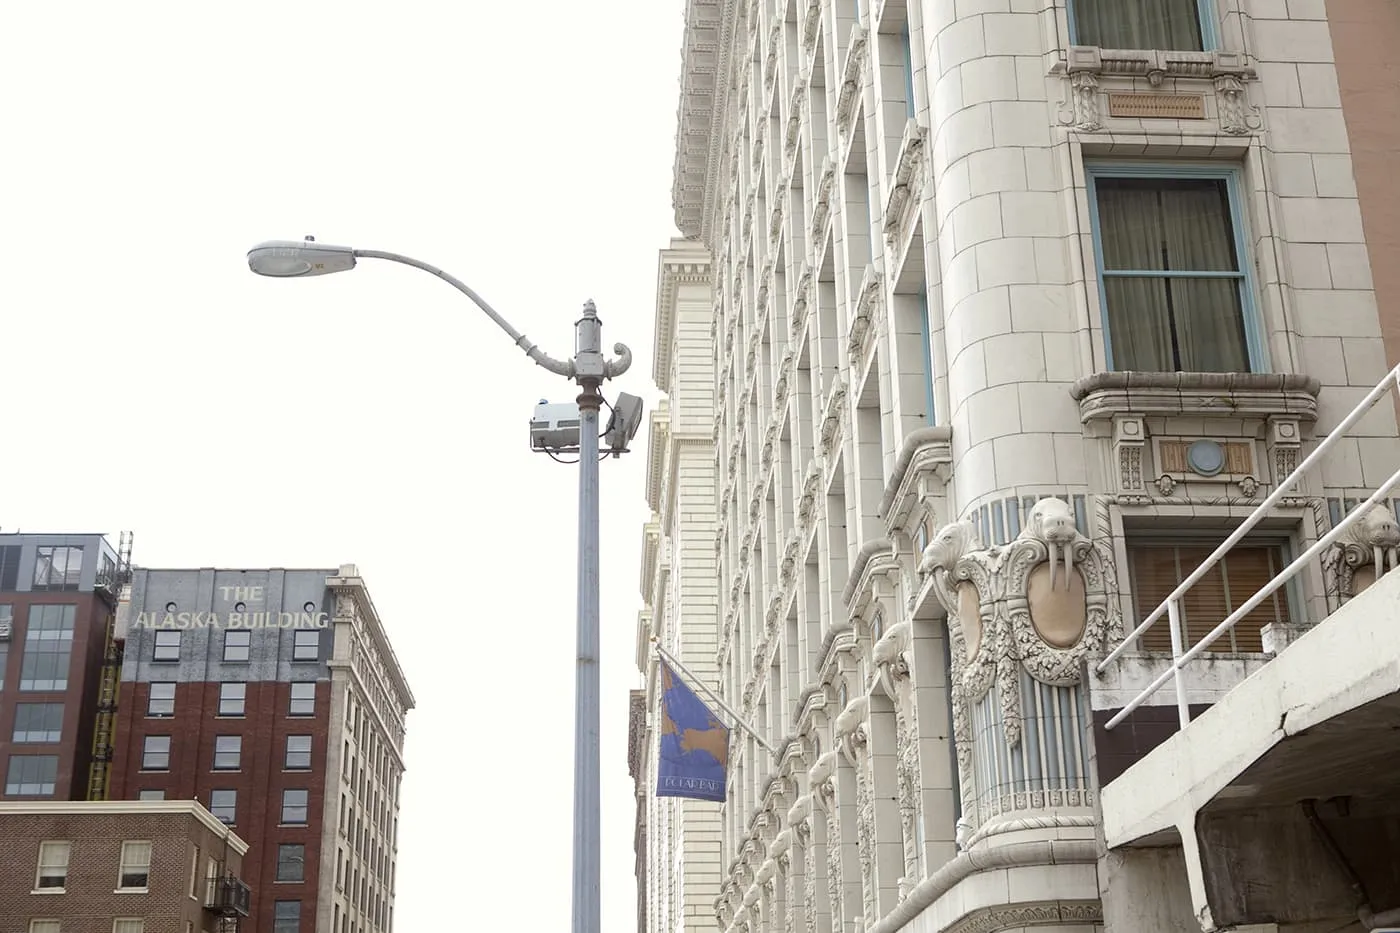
[207,872,252,933]
[87,531,132,802]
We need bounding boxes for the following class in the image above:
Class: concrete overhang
[1101,569,1400,851]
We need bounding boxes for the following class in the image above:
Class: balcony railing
[1096,362,1400,730]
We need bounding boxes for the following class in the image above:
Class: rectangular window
[32,546,83,590]
[218,682,246,716]
[205,856,219,905]
[35,840,70,890]
[276,843,306,882]
[281,788,310,825]
[138,789,165,800]
[1126,536,1294,654]
[147,682,176,717]
[213,735,242,771]
[29,922,60,933]
[142,735,172,771]
[285,735,313,770]
[292,630,320,661]
[1069,0,1212,51]
[273,900,302,933]
[188,845,199,899]
[13,703,64,743]
[209,789,236,824]
[289,682,316,716]
[114,919,145,933]
[0,640,7,691]
[153,629,182,662]
[1087,166,1258,374]
[917,288,935,425]
[223,630,251,662]
[20,604,75,690]
[117,840,152,890]
[6,754,58,795]
[0,602,13,636]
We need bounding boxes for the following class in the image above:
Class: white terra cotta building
[635,1,1400,932]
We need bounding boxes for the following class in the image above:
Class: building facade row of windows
[136,733,313,772]
[149,627,321,662]
[145,680,317,717]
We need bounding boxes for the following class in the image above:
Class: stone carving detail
[1269,417,1302,488]
[943,899,1105,933]
[790,264,813,342]
[835,696,875,923]
[810,752,844,929]
[920,499,1124,792]
[1214,73,1261,134]
[873,620,921,894]
[1326,503,1400,602]
[1114,416,1146,493]
[819,380,849,458]
[1057,70,1101,131]
[789,795,817,933]
[848,267,882,367]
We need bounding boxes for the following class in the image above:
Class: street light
[248,236,632,933]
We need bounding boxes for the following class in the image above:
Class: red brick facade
[108,680,330,933]
[0,591,114,802]
[0,803,247,933]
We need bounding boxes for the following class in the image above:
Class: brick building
[0,534,128,804]
[0,798,250,933]
[108,565,412,933]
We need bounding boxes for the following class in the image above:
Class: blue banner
[656,659,729,803]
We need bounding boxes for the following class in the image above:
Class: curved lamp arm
[353,249,577,378]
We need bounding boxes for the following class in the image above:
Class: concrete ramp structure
[1095,568,1400,931]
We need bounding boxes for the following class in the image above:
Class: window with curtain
[1089,171,1253,373]
[1126,537,1293,654]
[1070,0,1208,51]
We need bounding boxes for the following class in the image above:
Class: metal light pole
[247,238,631,933]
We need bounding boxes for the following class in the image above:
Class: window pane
[290,682,316,715]
[214,736,242,770]
[13,703,64,743]
[286,735,313,769]
[20,605,75,690]
[36,841,70,888]
[154,630,182,661]
[273,900,301,933]
[209,789,237,823]
[5,755,58,795]
[1095,176,1250,373]
[119,841,152,889]
[219,682,246,716]
[138,789,165,800]
[282,789,309,824]
[224,631,250,662]
[293,631,320,660]
[1072,0,1203,51]
[143,735,172,770]
[276,844,306,882]
[1128,542,1282,653]
[148,683,176,716]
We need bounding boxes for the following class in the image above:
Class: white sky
[1,2,685,928]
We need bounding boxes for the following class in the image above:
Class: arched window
[871,612,883,643]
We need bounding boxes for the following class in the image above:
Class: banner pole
[653,641,779,755]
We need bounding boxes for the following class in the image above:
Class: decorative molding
[1060,45,1253,84]
[879,426,954,529]
[848,265,883,367]
[883,120,928,250]
[810,158,837,247]
[944,900,1105,933]
[790,262,814,343]
[818,379,849,459]
[835,24,869,139]
[1070,372,1321,424]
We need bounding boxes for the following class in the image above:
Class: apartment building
[634,241,726,932]
[639,0,1400,931]
[0,533,127,804]
[0,799,250,933]
[108,565,413,933]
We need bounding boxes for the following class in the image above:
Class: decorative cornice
[1057,45,1253,84]
[879,426,954,527]
[1069,372,1322,423]
[865,840,1100,933]
[841,537,895,608]
[654,246,713,389]
[672,0,738,242]
[644,404,670,513]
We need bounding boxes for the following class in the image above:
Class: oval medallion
[957,581,982,660]
[1027,563,1088,649]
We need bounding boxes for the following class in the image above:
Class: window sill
[1057,46,1252,82]
[29,888,65,895]
[1070,372,1321,424]
[113,887,149,895]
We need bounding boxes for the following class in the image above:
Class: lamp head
[247,237,356,278]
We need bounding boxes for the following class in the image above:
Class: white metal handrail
[1098,362,1400,731]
